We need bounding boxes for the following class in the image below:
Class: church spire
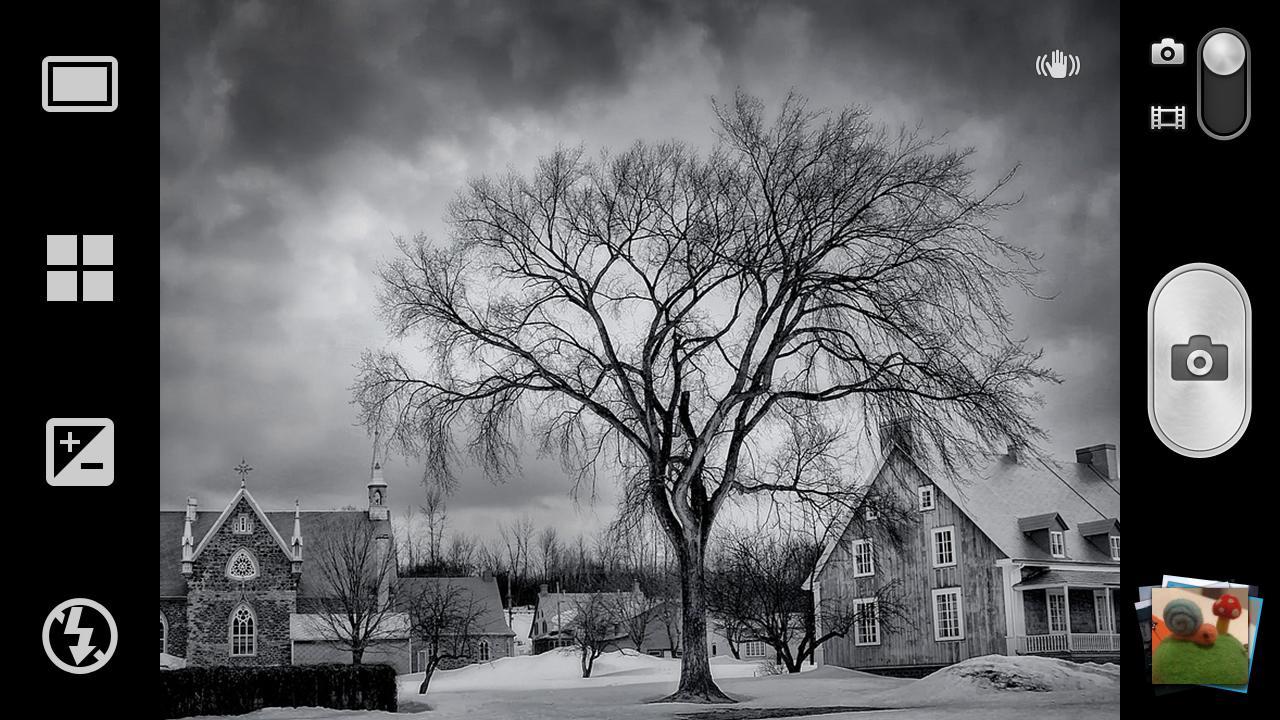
[290,499,304,574]
[367,435,389,521]
[181,496,197,576]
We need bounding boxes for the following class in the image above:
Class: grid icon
[47,235,113,302]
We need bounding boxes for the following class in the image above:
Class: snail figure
[1162,598,1218,647]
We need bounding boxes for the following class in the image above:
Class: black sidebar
[17,2,155,716]
[1123,5,1267,710]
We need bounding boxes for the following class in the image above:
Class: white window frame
[1049,530,1066,558]
[160,612,168,655]
[229,604,257,657]
[852,538,875,577]
[1093,590,1114,633]
[233,513,253,535]
[853,598,880,646]
[1047,589,1067,634]
[743,640,767,658]
[931,526,956,568]
[918,485,935,511]
[476,638,490,662]
[931,588,964,641]
[1109,535,1120,560]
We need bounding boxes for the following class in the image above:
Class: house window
[230,604,256,656]
[1049,530,1066,558]
[853,598,880,646]
[743,641,767,658]
[233,513,253,535]
[918,486,935,511]
[477,639,490,662]
[931,588,964,641]
[227,548,259,581]
[852,538,875,577]
[1109,535,1120,560]
[1094,590,1114,633]
[931,526,956,568]
[1047,590,1067,634]
[160,612,168,654]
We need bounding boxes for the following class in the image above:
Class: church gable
[191,496,296,589]
[193,489,293,564]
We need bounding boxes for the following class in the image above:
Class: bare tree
[499,515,535,586]
[308,516,400,665]
[421,487,448,568]
[404,579,488,694]
[565,592,623,678]
[356,91,1052,702]
[537,526,561,581]
[607,587,655,653]
[708,530,907,673]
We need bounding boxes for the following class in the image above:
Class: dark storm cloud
[161,0,1121,536]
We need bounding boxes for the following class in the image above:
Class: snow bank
[160,652,187,670]
[403,648,762,695]
[879,654,1118,704]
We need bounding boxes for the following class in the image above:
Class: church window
[372,489,383,506]
[477,638,490,662]
[160,612,168,654]
[227,548,259,581]
[230,604,256,656]
[233,513,254,534]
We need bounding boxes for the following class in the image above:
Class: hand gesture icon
[1047,49,1068,78]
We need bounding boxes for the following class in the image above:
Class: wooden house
[807,439,1120,676]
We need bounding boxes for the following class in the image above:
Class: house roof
[1078,518,1120,537]
[289,612,411,641]
[160,499,389,597]
[1017,512,1069,534]
[809,444,1121,586]
[1013,568,1120,589]
[931,450,1120,563]
[395,576,515,637]
[530,591,648,639]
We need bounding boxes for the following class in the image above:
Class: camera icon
[1151,38,1185,65]
[1171,335,1228,381]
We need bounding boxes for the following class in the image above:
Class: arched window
[372,489,383,506]
[160,612,168,654]
[226,548,259,581]
[230,604,256,656]
[476,638,490,662]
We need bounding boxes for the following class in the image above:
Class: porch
[1011,568,1120,657]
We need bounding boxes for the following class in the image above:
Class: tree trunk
[581,648,593,678]
[418,660,437,694]
[658,536,734,703]
[352,647,364,665]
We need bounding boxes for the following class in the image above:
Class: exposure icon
[45,418,114,486]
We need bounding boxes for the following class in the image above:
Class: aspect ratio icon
[42,56,117,113]
[46,419,114,486]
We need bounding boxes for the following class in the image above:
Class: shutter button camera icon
[1171,336,1228,381]
[1148,264,1251,458]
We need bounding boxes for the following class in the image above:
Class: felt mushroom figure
[1212,594,1242,635]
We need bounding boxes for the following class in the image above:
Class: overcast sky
[160,0,1119,544]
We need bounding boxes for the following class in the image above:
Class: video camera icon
[45,418,114,486]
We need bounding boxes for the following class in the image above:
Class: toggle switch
[1197,29,1250,140]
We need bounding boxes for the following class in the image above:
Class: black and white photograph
[160,2,1121,718]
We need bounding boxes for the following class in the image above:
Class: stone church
[159,461,413,671]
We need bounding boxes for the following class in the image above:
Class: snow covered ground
[178,651,1118,720]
